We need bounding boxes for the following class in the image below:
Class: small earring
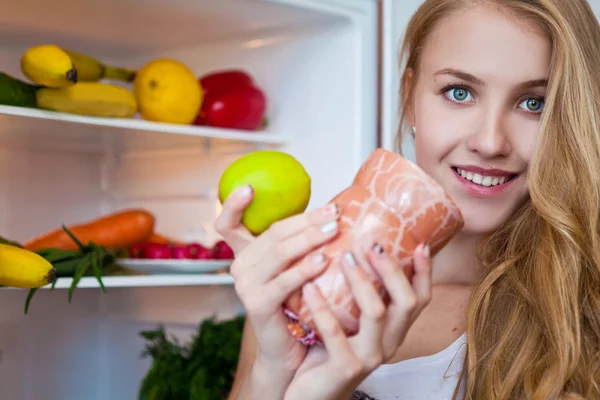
[411,126,416,136]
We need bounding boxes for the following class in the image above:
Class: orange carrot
[24,209,155,251]
[148,232,185,246]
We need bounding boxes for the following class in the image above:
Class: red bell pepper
[194,69,267,131]
[199,70,253,99]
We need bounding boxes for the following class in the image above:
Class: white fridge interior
[0,0,381,399]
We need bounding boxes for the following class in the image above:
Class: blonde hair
[398,0,600,398]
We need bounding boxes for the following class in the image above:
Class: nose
[466,107,512,158]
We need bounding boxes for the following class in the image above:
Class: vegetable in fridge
[138,315,245,400]
[0,72,40,108]
[194,69,267,131]
[24,209,155,251]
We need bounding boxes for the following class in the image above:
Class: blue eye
[444,87,473,103]
[519,97,544,113]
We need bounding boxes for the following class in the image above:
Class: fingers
[263,203,340,243]
[232,203,340,279]
[366,242,432,358]
[263,253,330,306]
[366,243,417,313]
[250,217,339,284]
[411,243,433,311]
[235,253,329,322]
[231,203,341,318]
[214,185,255,252]
[340,252,385,365]
[302,283,357,368]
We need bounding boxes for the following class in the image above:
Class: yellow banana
[20,44,77,88]
[36,82,138,118]
[0,243,56,288]
[63,49,136,82]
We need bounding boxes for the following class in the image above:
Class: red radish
[186,243,206,258]
[143,242,171,259]
[129,242,146,258]
[171,245,193,259]
[213,240,234,259]
[195,246,215,260]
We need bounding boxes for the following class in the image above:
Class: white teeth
[455,168,512,187]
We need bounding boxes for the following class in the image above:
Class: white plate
[116,258,233,275]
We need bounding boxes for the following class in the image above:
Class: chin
[453,195,527,236]
[458,210,508,235]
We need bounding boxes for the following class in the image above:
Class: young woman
[215,0,600,398]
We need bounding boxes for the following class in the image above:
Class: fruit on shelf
[133,58,203,124]
[26,226,114,313]
[23,209,155,251]
[36,82,138,118]
[219,150,311,235]
[195,69,267,131]
[20,44,77,88]
[0,228,113,313]
[62,48,136,83]
[0,243,56,289]
[127,240,234,260]
[0,72,137,118]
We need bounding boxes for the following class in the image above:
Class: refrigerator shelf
[0,105,287,151]
[2,274,235,290]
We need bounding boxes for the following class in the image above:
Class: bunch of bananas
[3,44,203,123]
[21,44,136,87]
[16,44,138,118]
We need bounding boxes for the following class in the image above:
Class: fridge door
[380,0,423,162]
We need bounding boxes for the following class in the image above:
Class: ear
[402,68,416,127]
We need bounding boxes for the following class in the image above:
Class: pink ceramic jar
[283,148,464,345]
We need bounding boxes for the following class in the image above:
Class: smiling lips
[451,165,518,197]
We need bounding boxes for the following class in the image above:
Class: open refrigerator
[0,0,425,399]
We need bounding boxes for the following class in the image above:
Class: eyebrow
[434,68,548,89]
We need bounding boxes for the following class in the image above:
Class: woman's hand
[283,243,433,400]
[215,185,342,374]
[214,185,257,254]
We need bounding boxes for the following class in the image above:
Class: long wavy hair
[397,0,600,398]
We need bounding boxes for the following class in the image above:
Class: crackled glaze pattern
[283,149,464,346]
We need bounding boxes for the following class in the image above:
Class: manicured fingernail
[238,185,253,199]
[371,242,384,255]
[323,203,340,216]
[320,220,338,233]
[343,252,357,267]
[422,244,430,258]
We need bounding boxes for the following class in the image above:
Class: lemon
[133,58,202,124]
[219,150,312,235]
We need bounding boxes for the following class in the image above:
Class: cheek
[507,115,538,163]
[412,92,471,170]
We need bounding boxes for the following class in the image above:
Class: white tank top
[354,333,467,400]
